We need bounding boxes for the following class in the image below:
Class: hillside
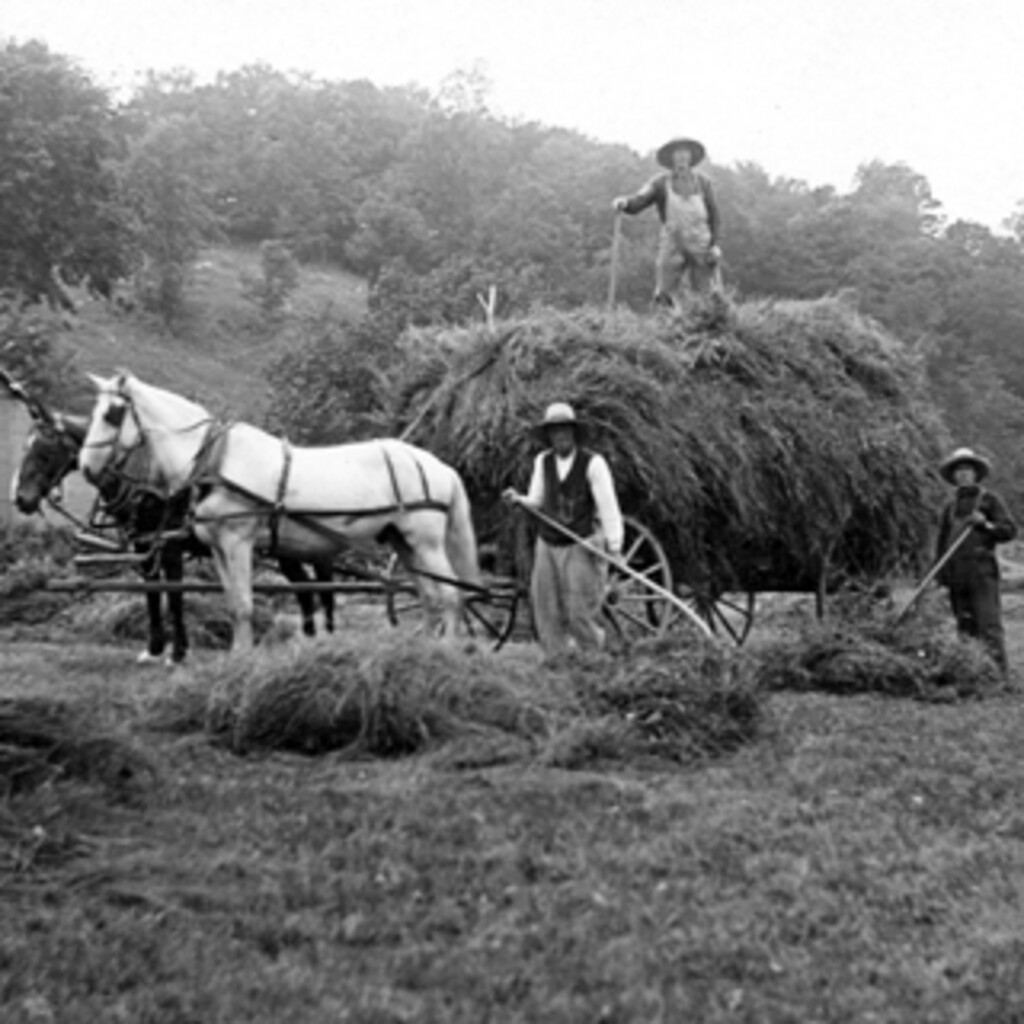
[58,246,368,421]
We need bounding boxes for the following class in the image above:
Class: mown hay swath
[185,634,767,768]
[542,634,764,769]
[388,298,947,594]
[202,636,568,757]
[754,602,1006,701]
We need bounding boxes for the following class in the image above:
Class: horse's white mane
[117,370,212,423]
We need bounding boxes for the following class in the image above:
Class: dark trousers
[948,572,1007,673]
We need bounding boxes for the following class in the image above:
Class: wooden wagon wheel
[674,584,756,646]
[383,555,521,650]
[602,516,678,644]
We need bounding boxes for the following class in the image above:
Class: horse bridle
[83,384,224,529]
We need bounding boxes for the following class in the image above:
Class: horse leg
[410,538,463,640]
[138,545,167,664]
[279,557,316,636]
[164,542,189,664]
[210,532,256,653]
[314,559,335,633]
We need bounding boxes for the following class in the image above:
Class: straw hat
[535,402,583,437]
[939,447,991,483]
[656,137,706,168]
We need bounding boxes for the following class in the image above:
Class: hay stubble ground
[2,584,1024,1023]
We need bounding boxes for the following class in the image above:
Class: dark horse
[12,407,336,663]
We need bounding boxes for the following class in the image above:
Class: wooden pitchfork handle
[513,500,714,639]
[607,212,622,310]
[894,523,975,623]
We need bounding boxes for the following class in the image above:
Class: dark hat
[534,402,583,437]
[656,137,706,168]
[939,447,991,483]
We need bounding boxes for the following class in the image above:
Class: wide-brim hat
[534,401,584,438]
[656,137,706,168]
[939,447,991,483]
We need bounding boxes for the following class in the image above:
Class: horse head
[79,371,143,485]
[13,413,89,514]
[79,370,214,494]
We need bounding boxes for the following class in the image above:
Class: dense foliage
[0,41,135,307]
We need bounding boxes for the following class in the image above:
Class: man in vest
[934,447,1017,674]
[504,402,624,656]
[612,136,722,308]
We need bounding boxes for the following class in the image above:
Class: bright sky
[4,0,1023,231]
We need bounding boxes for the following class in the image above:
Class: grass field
[2,587,1023,1023]
[58,245,367,420]
[5,254,1024,1020]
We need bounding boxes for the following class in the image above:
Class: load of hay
[387,298,948,594]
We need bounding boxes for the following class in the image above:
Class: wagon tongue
[74,529,130,554]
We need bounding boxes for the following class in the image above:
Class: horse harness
[90,384,454,556]
[187,428,451,556]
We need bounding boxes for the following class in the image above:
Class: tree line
[4,39,1024,508]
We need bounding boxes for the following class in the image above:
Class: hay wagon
[388,298,948,647]
[22,295,946,652]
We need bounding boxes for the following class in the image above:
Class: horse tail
[445,470,481,586]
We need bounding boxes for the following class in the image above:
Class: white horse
[77,371,481,652]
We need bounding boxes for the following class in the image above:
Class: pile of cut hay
[200,636,568,758]
[753,603,1006,701]
[163,634,767,769]
[541,634,763,769]
[387,298,947,591]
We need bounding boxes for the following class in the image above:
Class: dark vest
[538,449,595,546]
[943,486,998,581]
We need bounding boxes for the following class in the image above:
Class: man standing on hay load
[503,402,624,657]
[613,136,722,308]
[935,447,1017,674]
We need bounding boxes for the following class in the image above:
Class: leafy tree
[712,163,837,299]
[0,40,135,307]
[926,347,1024,512]
[262,307,392,443]
[849,160,943,239]
[120,115,219,323]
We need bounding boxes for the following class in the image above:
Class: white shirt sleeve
[587,454,624,555]
[522,452,547,508]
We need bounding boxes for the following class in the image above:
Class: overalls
[655,174,720,303]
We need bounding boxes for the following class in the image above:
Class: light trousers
[530,538,608,656]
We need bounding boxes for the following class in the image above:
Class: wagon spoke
[712,592,756,645]
[602,515,675,645]
[623,535,647,561]
[608,606,663,635]
[463,589,520,649]
[677,587,755,646]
